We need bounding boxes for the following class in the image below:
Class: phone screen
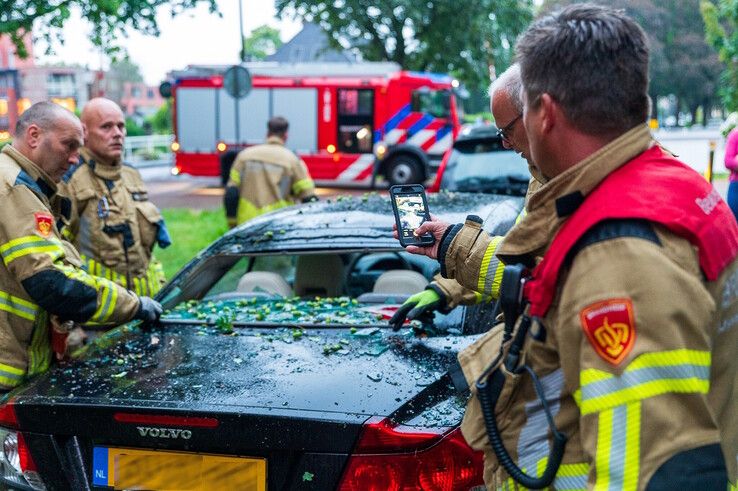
[394,192,429,240]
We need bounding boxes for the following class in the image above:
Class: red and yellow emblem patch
[34,212,53,238]
[579,298,635,365]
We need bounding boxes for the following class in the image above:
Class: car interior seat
[236,271,292,297]
[372,270,429,295]
[294,254,345,297]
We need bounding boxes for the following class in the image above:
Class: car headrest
[294,254,345,297]
[236,271,292,297]
[372,270,428,295]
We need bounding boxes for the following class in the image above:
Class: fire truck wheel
[220,150,240,186]
[385,155,424,185]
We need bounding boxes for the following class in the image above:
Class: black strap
[566,218,661,268]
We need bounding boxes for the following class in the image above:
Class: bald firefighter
[390,64,543,328]
[224,116,316,227]
[406,5,738,489]
[60,98,170,297]
[0,102,161,392]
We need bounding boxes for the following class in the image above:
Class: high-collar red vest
[525,145,738,318]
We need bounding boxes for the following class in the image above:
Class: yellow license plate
[92,446,266,490]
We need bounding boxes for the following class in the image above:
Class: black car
[0,192,523,491]
[429,125,530,195]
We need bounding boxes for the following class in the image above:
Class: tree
[275,0,533,89]
[0,0,218,58]
[98,58,145,104]
[702,0,738,111]
[148,100,173,134]
[242,25,283,61]
[544,0,723,125]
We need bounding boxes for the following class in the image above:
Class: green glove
[389,288,444,331]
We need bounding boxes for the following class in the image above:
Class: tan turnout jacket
[59,148,166,296]
[445,126,738,489]
[434,174,543,308]
[227,136,315,225]
[0,146,139,389]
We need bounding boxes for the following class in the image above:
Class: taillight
[338,419,484,491]
[0,399,45,490]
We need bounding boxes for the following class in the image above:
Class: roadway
[141,159,729,211]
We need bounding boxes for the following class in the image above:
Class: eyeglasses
[496,113,522,142]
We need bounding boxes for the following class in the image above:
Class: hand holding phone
[390,185,435,247]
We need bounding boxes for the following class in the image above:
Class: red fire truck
[164,62,462,186]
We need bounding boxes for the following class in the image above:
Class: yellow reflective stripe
[595,406,613,489]
[580,350,710,414]
[237,198,291,224]
[515,207,527,224]
[500,460,589,490]
[27,311,50,377]
[0,235,64,264]
[729,481,737,491]
[477,236,502,293]
[229,167,241,185]
[595,401,641,490]
[556,462,590,491]
[0,291,38,321]
[0,361,24,388]
[292,178,314,195]
[623,401,641,490]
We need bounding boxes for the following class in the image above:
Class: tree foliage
[242,25,283,61]
[148,100,173,134]
[275,0,533,88]
[544,0,722,122]
[0,0,218,58]
[701,0,738,111]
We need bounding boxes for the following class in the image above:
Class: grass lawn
[156,208,228,280]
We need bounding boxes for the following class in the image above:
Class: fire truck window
[411,90,450,119]
[337,89,374,153]
[338,90,373,116]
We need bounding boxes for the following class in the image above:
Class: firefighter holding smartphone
[399,4,738,489]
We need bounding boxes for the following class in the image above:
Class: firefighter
[405,4,738,489]
[389,64,544,329]
[59,98,170,297]
[0,102,162,392]
[224,116,317,227]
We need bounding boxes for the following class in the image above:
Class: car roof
[454,124,500,146]
[208,192,523,256]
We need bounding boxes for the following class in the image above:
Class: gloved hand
[135,297,163,323]
[389,288,445,331]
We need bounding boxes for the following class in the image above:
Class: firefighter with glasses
[0,102,161,392]
[404,4,738,489]
[60,98,170,297]
[390,64,544,329]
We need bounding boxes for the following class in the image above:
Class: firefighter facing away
[0,102,162,392]
[224,116,317,227]
[59,97,171,297]
[404,4,738,489]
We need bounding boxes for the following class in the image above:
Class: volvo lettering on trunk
[137,427,192,439]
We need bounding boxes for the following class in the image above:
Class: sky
[35,0,302,85]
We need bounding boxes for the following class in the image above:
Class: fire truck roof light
[216,142,227,152]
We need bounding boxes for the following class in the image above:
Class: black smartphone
[390,184,435,247]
